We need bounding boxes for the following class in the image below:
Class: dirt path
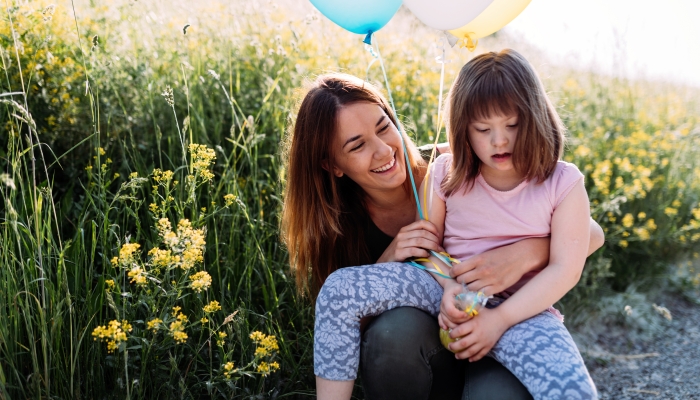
[579,296,700,399]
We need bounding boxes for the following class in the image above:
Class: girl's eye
[507,123,519,128]
[351,143,364,151]
[476,128,489,133]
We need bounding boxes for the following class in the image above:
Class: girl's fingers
[469,347,490,362]
[456,343,483,360]
[449,320,473,339]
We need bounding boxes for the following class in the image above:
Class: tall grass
[1,0,699,397]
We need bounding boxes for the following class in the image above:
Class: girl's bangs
[465,70,520,122]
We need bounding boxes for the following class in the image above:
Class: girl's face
[330,102,406,193]
[468,112,520,181]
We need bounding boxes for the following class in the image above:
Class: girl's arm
[448,179,591,361]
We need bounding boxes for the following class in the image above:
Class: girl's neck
[480,166,525,192]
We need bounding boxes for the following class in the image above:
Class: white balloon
[403,0,495,31]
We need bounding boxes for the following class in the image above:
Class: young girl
[314,50,598,400]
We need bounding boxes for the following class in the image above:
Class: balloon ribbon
[366,33,456,276]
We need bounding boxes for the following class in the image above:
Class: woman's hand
[448,307,510,362]
[449,238,549,295]
[376,220,442,263]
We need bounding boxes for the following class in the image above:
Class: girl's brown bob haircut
[443,49,566,196]
[281,73,424,296]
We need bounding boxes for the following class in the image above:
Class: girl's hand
[438,281,472,329]
[376,220,442,263]
[448,307,510,362]
[449,238,549,295]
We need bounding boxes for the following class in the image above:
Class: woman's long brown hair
[281,73,424,297]
[443,49,566,196]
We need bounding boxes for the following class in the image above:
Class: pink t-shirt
[431,153,584,295]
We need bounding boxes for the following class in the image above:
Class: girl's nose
[491,129,509,147]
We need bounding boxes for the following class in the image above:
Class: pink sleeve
[551,161,585,209]
[430,153,452,202]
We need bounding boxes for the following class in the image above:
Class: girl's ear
[321,160,344,177]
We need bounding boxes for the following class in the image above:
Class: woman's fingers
[401,219,440,237]
[449,254,479,278]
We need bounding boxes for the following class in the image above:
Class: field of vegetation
[1,0,699,398]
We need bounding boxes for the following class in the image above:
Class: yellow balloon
[448,0,531,50]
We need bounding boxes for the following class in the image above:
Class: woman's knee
[360,307,439,399]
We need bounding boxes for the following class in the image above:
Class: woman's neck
[365,186,417,237]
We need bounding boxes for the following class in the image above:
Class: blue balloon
[310,0,402,36]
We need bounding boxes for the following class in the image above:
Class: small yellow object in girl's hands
[439,284,491,351]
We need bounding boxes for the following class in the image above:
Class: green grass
[1,0,699,398]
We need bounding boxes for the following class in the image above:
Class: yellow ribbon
[457,33,478,52]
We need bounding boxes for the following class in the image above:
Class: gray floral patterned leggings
[315,263,598,400]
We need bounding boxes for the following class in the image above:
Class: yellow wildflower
[203,300,221,313]
[664,207,678,217]
[621,214,634,228]
[127,266,147,285]
[619,240,628,248]
[256,361,280,376]
[190,271,212,292]
[224,194,236,206]
[114,243,141,267]
[223,361,236,378]
[105,279,115,290]
[169,313,188,344]
[189,144,216,181]
[200,317,208,324]
[149,248,175,268]
[637,212,646,219]
[129,172,138,179]
[92,320,131,353]
[634,228,651,241]
[646,219,657,231]
[147,318,162,332]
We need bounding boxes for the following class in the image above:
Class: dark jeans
[360,307,532,400]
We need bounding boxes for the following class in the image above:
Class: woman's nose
[374,137,393,159]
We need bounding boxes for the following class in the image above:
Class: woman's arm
[450,217,604,294]
[448,180,591,361]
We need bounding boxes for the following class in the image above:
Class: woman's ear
[321,160,344,177]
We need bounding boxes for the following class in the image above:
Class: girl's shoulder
[430,153,453,176]
[429,153,453,200]
[545,161,585,208]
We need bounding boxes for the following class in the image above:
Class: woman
[281,73,604,399]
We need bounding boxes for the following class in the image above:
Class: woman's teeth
[371,156,395,172]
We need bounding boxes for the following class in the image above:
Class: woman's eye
[507,123,518,128]
[476,128,489,133]
[378,122,391,134]
[351,143,364,151]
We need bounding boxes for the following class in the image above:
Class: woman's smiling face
[330,102,406,193]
